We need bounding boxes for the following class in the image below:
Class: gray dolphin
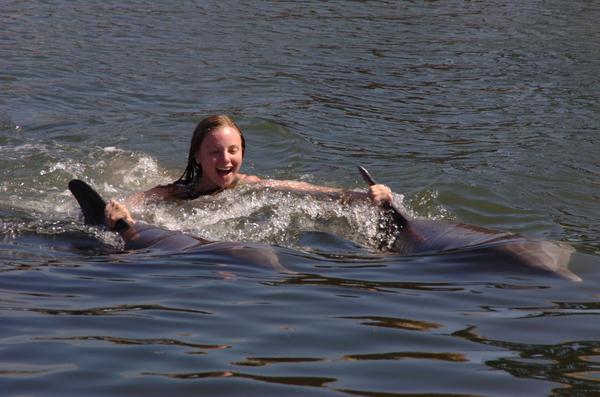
[358,166,580,281]
[68,180,286,272]
[69,173,580,282]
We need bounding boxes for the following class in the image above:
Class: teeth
[217,167,231,171]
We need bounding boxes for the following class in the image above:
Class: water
[2,1,600,395]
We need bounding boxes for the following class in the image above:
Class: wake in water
[136,185,400,251]
[0,143,414,255]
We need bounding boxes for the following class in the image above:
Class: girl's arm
[243,177,392,205]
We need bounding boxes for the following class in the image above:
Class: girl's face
[195,126,244,189]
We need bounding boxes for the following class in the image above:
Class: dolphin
[68,180,286,272]
[358,166,580,281]
[69,174,580,282]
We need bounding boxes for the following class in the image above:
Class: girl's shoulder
[144,182,190,201]
[238,174,263,184]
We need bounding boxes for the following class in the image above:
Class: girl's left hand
[105,199,135,230]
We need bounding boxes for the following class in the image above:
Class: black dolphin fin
[357,166,409,229]
[68,179,128,231]
[68,179,108,226]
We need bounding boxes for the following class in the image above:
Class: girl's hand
[368,184,392,205]
[105,199,135,230]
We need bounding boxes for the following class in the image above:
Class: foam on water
[133,184,408,251]
[0,143,168,245]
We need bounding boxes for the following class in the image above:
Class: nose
[218,150,231,164]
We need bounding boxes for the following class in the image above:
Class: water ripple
[38,335,228,351]
[338,316,441,332]
[143,370,337,388]
[2,303,212,317]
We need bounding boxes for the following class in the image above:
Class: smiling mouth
[216,167,233,177]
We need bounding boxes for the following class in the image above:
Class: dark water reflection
[2,244,599,396]
[454,327,600,396]
[2,0,600,395]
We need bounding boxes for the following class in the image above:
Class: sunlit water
[1,1,600,396]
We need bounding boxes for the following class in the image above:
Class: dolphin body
[68,180,286,272]
[358,167,580,282]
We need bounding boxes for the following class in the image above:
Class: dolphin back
[67,180,286,271]
[392,218,580,281]
[68,179,207,251]
[120,223,208,251]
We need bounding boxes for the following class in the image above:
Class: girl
[125,114,392,206]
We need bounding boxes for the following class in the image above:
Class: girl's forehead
[202,126,242,147]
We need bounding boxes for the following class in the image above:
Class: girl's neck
[192,175,239,196]
[193,178,221,195]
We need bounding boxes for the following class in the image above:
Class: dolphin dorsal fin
[68,179,130,231]
[68,179,108,226]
